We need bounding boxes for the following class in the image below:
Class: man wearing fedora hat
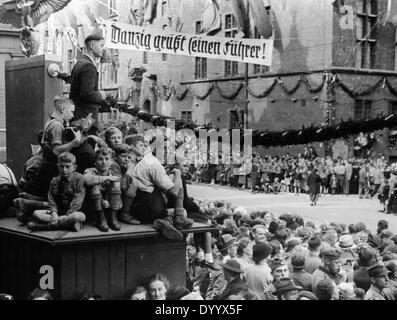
[365,264,390,300]
[214,260,247,300]
[218,234,238,264]
[273,278,302,300]
[245,242,273,299]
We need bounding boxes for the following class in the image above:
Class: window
[389,101,397,115]
[194,21,207,79]
[181,111,192,122]
[229,109,244,129]
[356,0,377,69]
[253,28,269,74]
[195,57,207,79]
[143,51,148,64]
[162,53,167,61]
[354,100,372,120]
[68,49,74,72]
[225,14,238,76]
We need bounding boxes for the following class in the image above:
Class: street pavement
[187,183,397,233]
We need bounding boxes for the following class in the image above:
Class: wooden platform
[0,218,217,300]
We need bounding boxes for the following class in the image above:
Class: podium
[5,55,63,179]
[0,218,217,300]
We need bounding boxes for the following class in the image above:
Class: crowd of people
[1,33,397,301]
[2,208,397,300]
[188,147,397,212]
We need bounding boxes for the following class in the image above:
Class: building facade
[8,0,397,159]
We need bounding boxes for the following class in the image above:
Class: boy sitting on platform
[27,153,86,232]
[84,147,121,232]
[111,144,140,225]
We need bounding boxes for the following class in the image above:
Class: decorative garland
[115,102,397,148]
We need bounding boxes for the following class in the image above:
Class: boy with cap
[263,258,290,300]
[312,248,343,300]
[365,265,390,300]
[245,242,273,299]
[289,254,313,291]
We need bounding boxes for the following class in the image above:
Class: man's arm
[51,126,81,157]
[84,169,119,186]
[79,66,105,104]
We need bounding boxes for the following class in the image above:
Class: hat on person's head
[286,238,302,252]
[274,278,303,294]
[252,243,273,262]
[367,264,389,278]
[218,234,237,251]
[298,291,318,300]
[220,259,244,273]
[322,248,342,261]
[270,258,287,272]
[252,224,267,233]
[166,285,190,300]
[380,230,394,239]
[291,254,305,270]
[336,235,357,250]
[297,227,312,240]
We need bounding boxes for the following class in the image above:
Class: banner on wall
[105,20,273,66]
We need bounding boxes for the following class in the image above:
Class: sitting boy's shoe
[108,209,121,231]
[72,222,82,232]
[119,212,141,225]
[27,221,50,231]
[96,210,109,232]
[153,219,183,241]
[172,208,194,229]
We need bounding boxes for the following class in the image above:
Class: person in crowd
[312,248,343,300]
[384,260,397,300]
[377,178,390,213]
[214,260,247,300]
[28,288,53,300]
[274,278,302,300]
[218,234,238,263]
[244,242,273,299]
[314,278,336,300]
[235,237,253,271]
[27,153,86,232]
[307,168,322,206]
[69,34,108,129]
[104,127,123,150]
[289,254,313,291]
[344,159,353,196]
[365,264,390,300]
[0,163,18,218]
[129,134,193,240]
[353,246,377,292]
[127,286,147,300]
[84,147,121,232]
[146,273,169,300]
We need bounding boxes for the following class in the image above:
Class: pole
[244,0,250,129]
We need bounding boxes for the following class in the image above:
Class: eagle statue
[0,0,72,28]
[0,0,72,57]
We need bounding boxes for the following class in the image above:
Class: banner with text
[105,21,273,66]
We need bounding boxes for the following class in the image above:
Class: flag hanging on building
[143,0,158,24]
[250,0,273,38]
[382,0,397,25]
[201,0,222,35]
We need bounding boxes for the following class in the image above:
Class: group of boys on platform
[12,95,198,242]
